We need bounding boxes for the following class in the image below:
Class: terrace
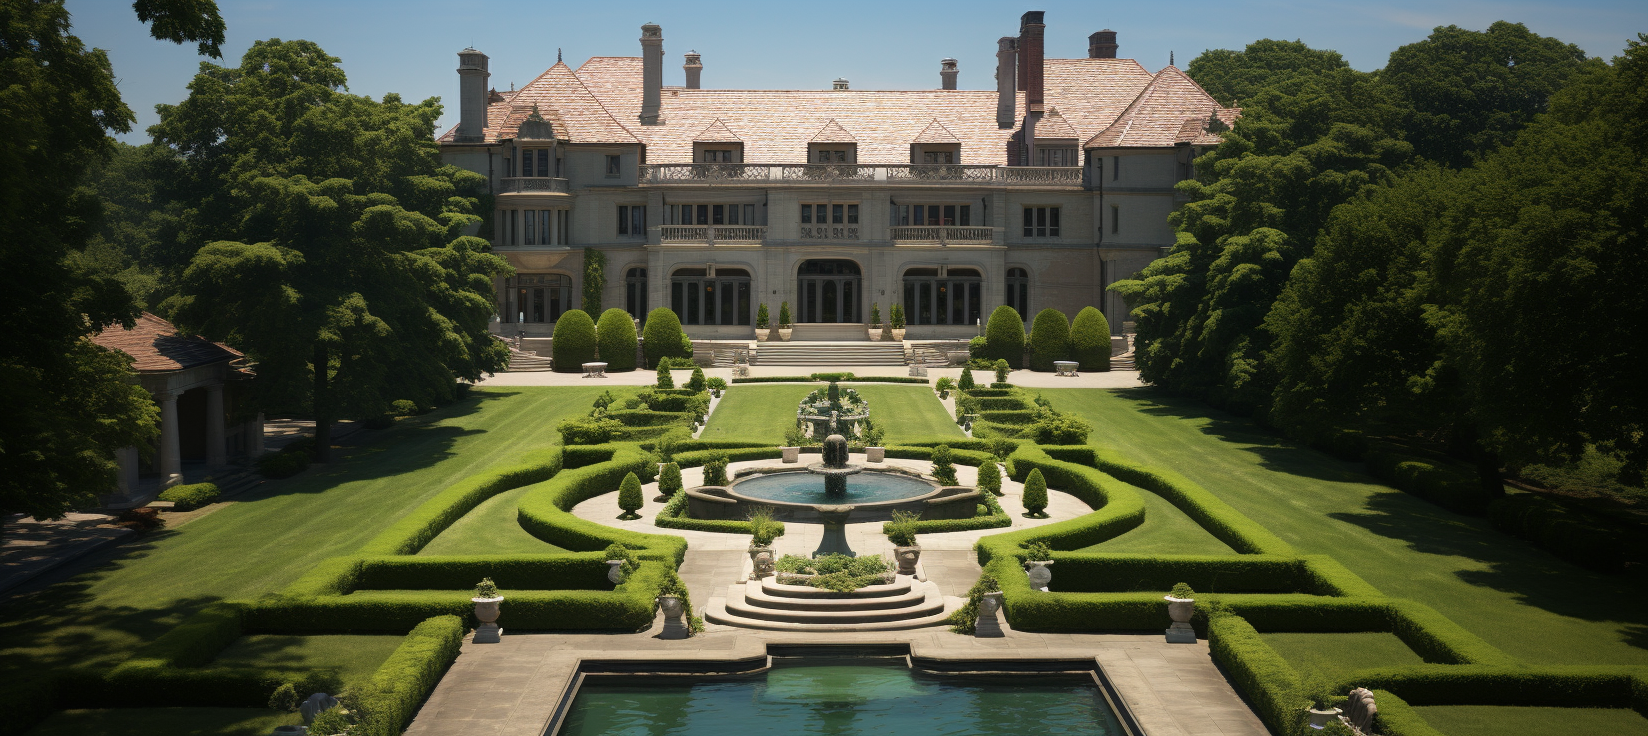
[640,163,1084,187]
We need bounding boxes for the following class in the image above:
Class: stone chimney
[683,51,702,90]
[996,37,1017,128]
[639,23,663,125]
[1088,29,1118,59]
[455,48,490,142]
[833,78,850,90]
[940,58,958,90]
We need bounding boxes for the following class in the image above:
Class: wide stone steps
[706,575,958,631]
[505,349,553,372]
[753,342,908,366]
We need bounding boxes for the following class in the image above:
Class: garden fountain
[809,433,860,555]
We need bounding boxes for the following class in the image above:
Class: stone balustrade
[888,226,998,244]
[639,163,1083,186]
[658,225,767,244]
[499,177,570,193]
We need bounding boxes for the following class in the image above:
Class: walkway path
[476,364,1144,389]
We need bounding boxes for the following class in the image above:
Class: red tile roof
[92,313,241,372]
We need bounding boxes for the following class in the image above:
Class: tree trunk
[1471,438,1504,499]
[313,342,331,463]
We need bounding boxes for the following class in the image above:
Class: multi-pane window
[625,267,647,320]
[505,274,573,323]
[668,204,755,226]
[800,203,859,239]
[617,205,645,235]
[509,209,568,246]
[670,268,751,326]
[1036,148,1078,166]
[815,149,850,163]
[605,155,621,177]
[701,149,735,163]
[1022,207,1060,237]
[521,148,552,177]
[921,151,955,164]
[891,204,970,226]
[902,267,982,326]
[1005,267,1029,318]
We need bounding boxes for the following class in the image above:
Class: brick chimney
[639,23,663,125]
[1088,29,1118,59]
[996,37,1017,128]
[1017,11,1045,110]
[455,48,489,142]
[940,58,958,90]
[683,51,702,89]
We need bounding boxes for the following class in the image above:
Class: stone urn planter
[755,329,770,343]
[472,596,504,643]
[865,446,885,463]
[868,325,883,341]
[657,595,689,639]
[1307,706,1345,730]
[750,548,775,580]
[606,559,626,585]
[894,545,921,576]
[748,545,774,574]
[1025,560,1054,592]
[1164,595,1195,643]
[975,591,1005,637]
[781,446,800,463]
[778,326,793,342]
[891,327,907,341]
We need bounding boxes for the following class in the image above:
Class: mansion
[439,11,1237,340]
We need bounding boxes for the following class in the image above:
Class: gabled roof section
[1085,66,1233,149]
[1033,108,1080,140]
[439,61,637,144]
[693,118,743,143]
[810,119,857,143]
[93,312,242,372]
[911,119,961,144]
[516,106,559,141]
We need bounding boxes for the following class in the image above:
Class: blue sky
[68,0,1648,143]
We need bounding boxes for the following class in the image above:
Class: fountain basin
[685,468,981,523]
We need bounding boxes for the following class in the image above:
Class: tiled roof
[911,119,961,144]
[693,119,743,142]
[1033,108,1080,140]
[440,61,636,144]
[92,312,241,372]
[1084,66,1227,149]
[810,119,857,143]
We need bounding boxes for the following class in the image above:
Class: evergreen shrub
[595,308,638,372]
[1070,306,1112,371]
[1022,468,1049,516]
[984,305,1025,367]
[158,482,219,511]
[551,309,597,372]
[1028,308,1070,371]
[642,307,690,367]
[617,472,643,519]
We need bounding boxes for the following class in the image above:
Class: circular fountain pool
[730,471,936,505]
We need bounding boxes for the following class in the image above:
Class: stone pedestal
[473,597,504,643]
[865,447,885,463]
[1165,621,1196,643]
[658,595,690,639]
[812,505,855,557]
[1165,595,1195,643]
[975,591,1005,637]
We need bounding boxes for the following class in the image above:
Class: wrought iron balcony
[889,226,999,245]
[499,177,570,194]
[658,225,767,244]
[639,164,1082,187]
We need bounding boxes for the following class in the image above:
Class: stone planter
[657,594,689,639]
[748,545,774,578]
[868,326,883,341]
[975,591,1005,637]
[755,330,770,343]
[1164,595,1195,643]
[865,446,885,463]
[606,560,626,585]
[272,726,306,736]
[891,328,907,341]
[778,327,793,342]
[1025,560,1054,591]
[1307,707,1344,729]
[894,545,921,576]
[472,596,504,643]
[781,446,800,463]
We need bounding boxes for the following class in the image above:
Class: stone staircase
[1111,353,1137,370]
[707,575,957,631]
[505,349,553,372]
[752,341,908,366]
[910,341,969,367]
[789,323,870,341]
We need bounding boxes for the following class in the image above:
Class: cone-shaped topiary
[756,303,770,329]
[656,362,674,389]
[642,307,690,367]
[657,462,683,501]
[687,366,706,392]
[978,460,1001,495]
[931,445,958,486]
[958,366,976,390]
[1028,308,1070,372]
[984,305,1025,368]
[617,471,644,519]
[778,301,793,327]
[1070,306,1112,372]
[595,308,638,372]
[551,309,597,372]
[1022,468,1048,516]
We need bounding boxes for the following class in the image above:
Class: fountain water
[807,433,862,495]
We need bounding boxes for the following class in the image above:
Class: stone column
[205,382,227,467]
[249,412,266,456]
[157,391,182,487]
[115,446,139,499]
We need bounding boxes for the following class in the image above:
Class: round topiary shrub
[985,305,1025,368]
[1022,468,1048,517]
[1070,306,1112,372]
[551,309,597,372]
[596,308,638,372]
[1028,308,1070,372]
[642,307,690,368]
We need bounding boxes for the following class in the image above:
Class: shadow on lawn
[1113,387,1369,484]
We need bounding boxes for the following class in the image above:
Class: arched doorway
[796,259,861,323]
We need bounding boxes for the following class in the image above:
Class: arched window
[796,259,861,323]
[672,267,751,326]
[625,267,647,320]
[902,267,982,326]
[506,273,573,323]
[1005,267,1029,319]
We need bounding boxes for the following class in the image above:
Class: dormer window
[703,149,735,163]
[1036,148,1078,167]
[521,148,556,177]
[912,142,960,165]
[921,151,955,164]
[815,148,851,163]
[693,142,743,163]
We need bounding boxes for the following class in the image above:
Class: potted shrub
[778,301,794,341]
[781,426,803,463]
[1022,541,1055,591]
[934,376,954,399]
[1305,679,1347,729]
[889,303,907,341]
[868,303,883,340]
[656,570,693,639]
[746,505,782,578]
[706,377,727,398]
[606,543,637,585]
[473,577,504,643]
[886,509,922,575]
[863,424,885,463]
[1164,582,1195,643]
[755,303,771,342]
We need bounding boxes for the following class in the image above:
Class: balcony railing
[658,225,767,244]
[499,177,570,194]
[639,164,1082,186]
[889,226,998,245]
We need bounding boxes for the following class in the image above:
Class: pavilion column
[115,446,139,499]
[206,382,227,467]
[248,412,266,457]
[157,390,182,487]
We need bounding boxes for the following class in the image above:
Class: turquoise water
[732,471,935,505]
[557,661,1125,735]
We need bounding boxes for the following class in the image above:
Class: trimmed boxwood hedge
[607,409,693,427]
[351,614,466,736]
[984,305,1025,368]
[642,307,690,367]
[1208,611,1305,735]
[158,482,219,511]
[595,307,639,372]
[1488,492,1639,573]
[358,447,564,556]
[1028,308,1070,372]
[1069,306,1111,372]
[1365,447,1494,515]
[551,309,597,372]
[980,409,1037,424]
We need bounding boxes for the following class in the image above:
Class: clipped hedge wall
[595,307,639,372]
[984,305,1025,368]
[1208,612,1305,736]
[1069,306,1111,372]
[1028,308,1070,372]
[353,554,613,591]
[1365,447,1494,515]
[654,490,788,536]
[515,445,689,563]
[980,409,1037,424]
[351,615,466,736]
[551,309,597,372]
[1488,492,1639,573]
[607,410,693,427]
[158,482,219,511]
[357,447,563,556]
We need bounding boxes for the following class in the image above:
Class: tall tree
[0,0,222,526]
[158,40,511,461]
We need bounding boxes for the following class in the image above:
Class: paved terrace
[476,364,1145,389]
[405,456,1268,736]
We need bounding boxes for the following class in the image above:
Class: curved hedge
[1070,306,1111,372]
[1488,492,1637,573]
[515,444,689,563]
[642,307,689,368]
[1365,447,1494,514]
[984,305,1025,368]
[551,309,597,372]
[357,447,564,556]
[1028,308,1070,372]
[595,308,638,372]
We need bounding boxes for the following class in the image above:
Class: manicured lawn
[419,485,569,556]
[1412,706,1648,736]
[1078,477,1237,556]
[26,708,298,736]
[1258,632,1425,681]
[700,384,962,443]
[210,634,404,687]
[0,386,601,678]
[1043,388,1648,667]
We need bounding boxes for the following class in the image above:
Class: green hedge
[595,308,638,372]
[1365,447,1493,515]
[1208,612,1305,736]
[984,305,1025,368]
[730,375,931,384]
[351,615,466,736]
[551,309,597,372]
[1028,308,1070,372]
[654,490,788,536]
[1355,665,1648,708]
[731,376,815,383]
[962,388,1017,398]
[974,449,1146,560]
[357,447,563,556]
[1368,690,1448,736]
[981,409,1037,424]
[1488,493,1638,573]
[607,410,693,427]
[897,486,1010,534]
[353,554,613,591]
[642,307,689,367]
[1045,554,1324,594]
[158,482,219,511]
[515,445,689,563]
[1070,306,1111,372]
